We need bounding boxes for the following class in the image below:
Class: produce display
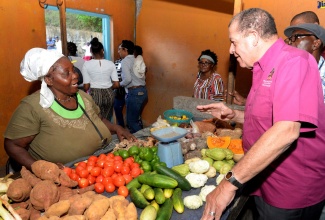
[0,118,245,220]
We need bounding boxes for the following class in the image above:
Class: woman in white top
[82,37,119,121]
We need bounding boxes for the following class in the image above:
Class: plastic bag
[151,115,170,131]
[190,120,200,133]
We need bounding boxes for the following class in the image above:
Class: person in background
[198,8,325,220]
[193,49,224,100]
[133,45,146,79]
[113,57,126,127]
[55,36,62,54]
[229,10,322,106]
[82,42,92,61]
[284,23,325,103]
[118,40,148,133]
[82,37,119,121]
[4,48,135,171]
[67,41,85,89]
[46,37,56,50]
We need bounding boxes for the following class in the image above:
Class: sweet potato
[62,215,86,220]
[30,180,59,211]
[20,166,41,187]
[125,202,137,220]
[111,199,128,220]
[29,205,41,220]
[7,178,32,202]
[45,199,70,217]
[68,194,93,215]
[31,160,60,184]
[84,198,110,220]
[100,208,116,220]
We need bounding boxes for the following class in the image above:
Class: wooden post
[58,0,67,56]
[226,0,242,105]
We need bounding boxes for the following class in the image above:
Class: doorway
[45,6,112,60]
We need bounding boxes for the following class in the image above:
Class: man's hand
[201,179,237,220]
[115,126,136,141]
[197,102,236,121]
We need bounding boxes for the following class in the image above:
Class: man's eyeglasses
[198,61,213,66]
[285,34,318,44]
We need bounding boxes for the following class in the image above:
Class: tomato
[87,175,96,185]
[78,178,89,188]
[117,186,129,197]
[130,163,140,169]
[120,166,130,175]
[102,167,114,177]
[111,173,118,179]
[69,172,80,182]
[78,169,89,178]
[114,163,123,173]
[77,161,87,168]
[63,167,72,176]
[75,165,86,176]
[88,155,98,163]
[96,175,104,183]
[87,160,96,167]
[86,165,94,173]
[107,153,115,159]
[94,182,105,194]
[113,176,125,187]
[123,174,133,184]
[103,161,114,168]
[102,177,113,185]
[114,155,123,161]
[105,183,116,193]
[124,157,134,164]
[96,159,105,168]
[98,153,107,161]
[130,167,141,178]
[90,167,102,177]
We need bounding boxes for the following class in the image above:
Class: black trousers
[253,196,325,220]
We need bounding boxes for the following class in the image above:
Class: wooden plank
[58,0,68,56]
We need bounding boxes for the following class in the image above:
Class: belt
[128,85,144,90]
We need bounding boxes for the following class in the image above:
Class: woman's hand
[197,102,236,121]
[115,125,136,141]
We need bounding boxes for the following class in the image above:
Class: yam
[45,200,70,217]
[20,166,41,187]
[216,128,242,139]
[29,206,41,220]
[15,207,31,220]
[125,202,137,220]
[31,160,60,184]
[100,208,116,220]
[58,170,78,188]
[58,186,75,201]
[194,121,216,133]
[7,178,32,202]
[84,198,110,220]
[30,180,59,211]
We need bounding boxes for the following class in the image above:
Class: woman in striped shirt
[193,49,224,100]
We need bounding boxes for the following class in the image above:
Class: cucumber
[140,205,157,220]
[155,164,192,191]
[171,188,184,213]
[126,177,141,190]
[140,184,151,194]
[154,188,166,205]
[163,188,174,198]
[143,187,155,200]
[156,198,173,220]
[151,200,160,212]
[129,187,150,208]
[138,173,178,189]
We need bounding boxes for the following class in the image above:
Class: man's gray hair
[229,8,278,39]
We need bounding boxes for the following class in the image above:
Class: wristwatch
[225,171,243,189]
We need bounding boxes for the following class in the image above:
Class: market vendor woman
[4,48,135,171]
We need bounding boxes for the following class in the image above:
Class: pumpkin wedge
[206,136,231,149]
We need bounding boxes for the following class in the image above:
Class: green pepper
[113,151,120,156]
[153,161,167,171]
[128,146,139,156]
[151,146,158,155]
[141,161,152,172]
[150,155,160,166]
[139,148,154,162]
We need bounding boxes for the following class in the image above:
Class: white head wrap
[20,48,64,108]
[199,55,215,64]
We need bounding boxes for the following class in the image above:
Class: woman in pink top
[193,49,224,100]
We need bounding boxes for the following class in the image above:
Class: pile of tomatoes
[63,152,143,197]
